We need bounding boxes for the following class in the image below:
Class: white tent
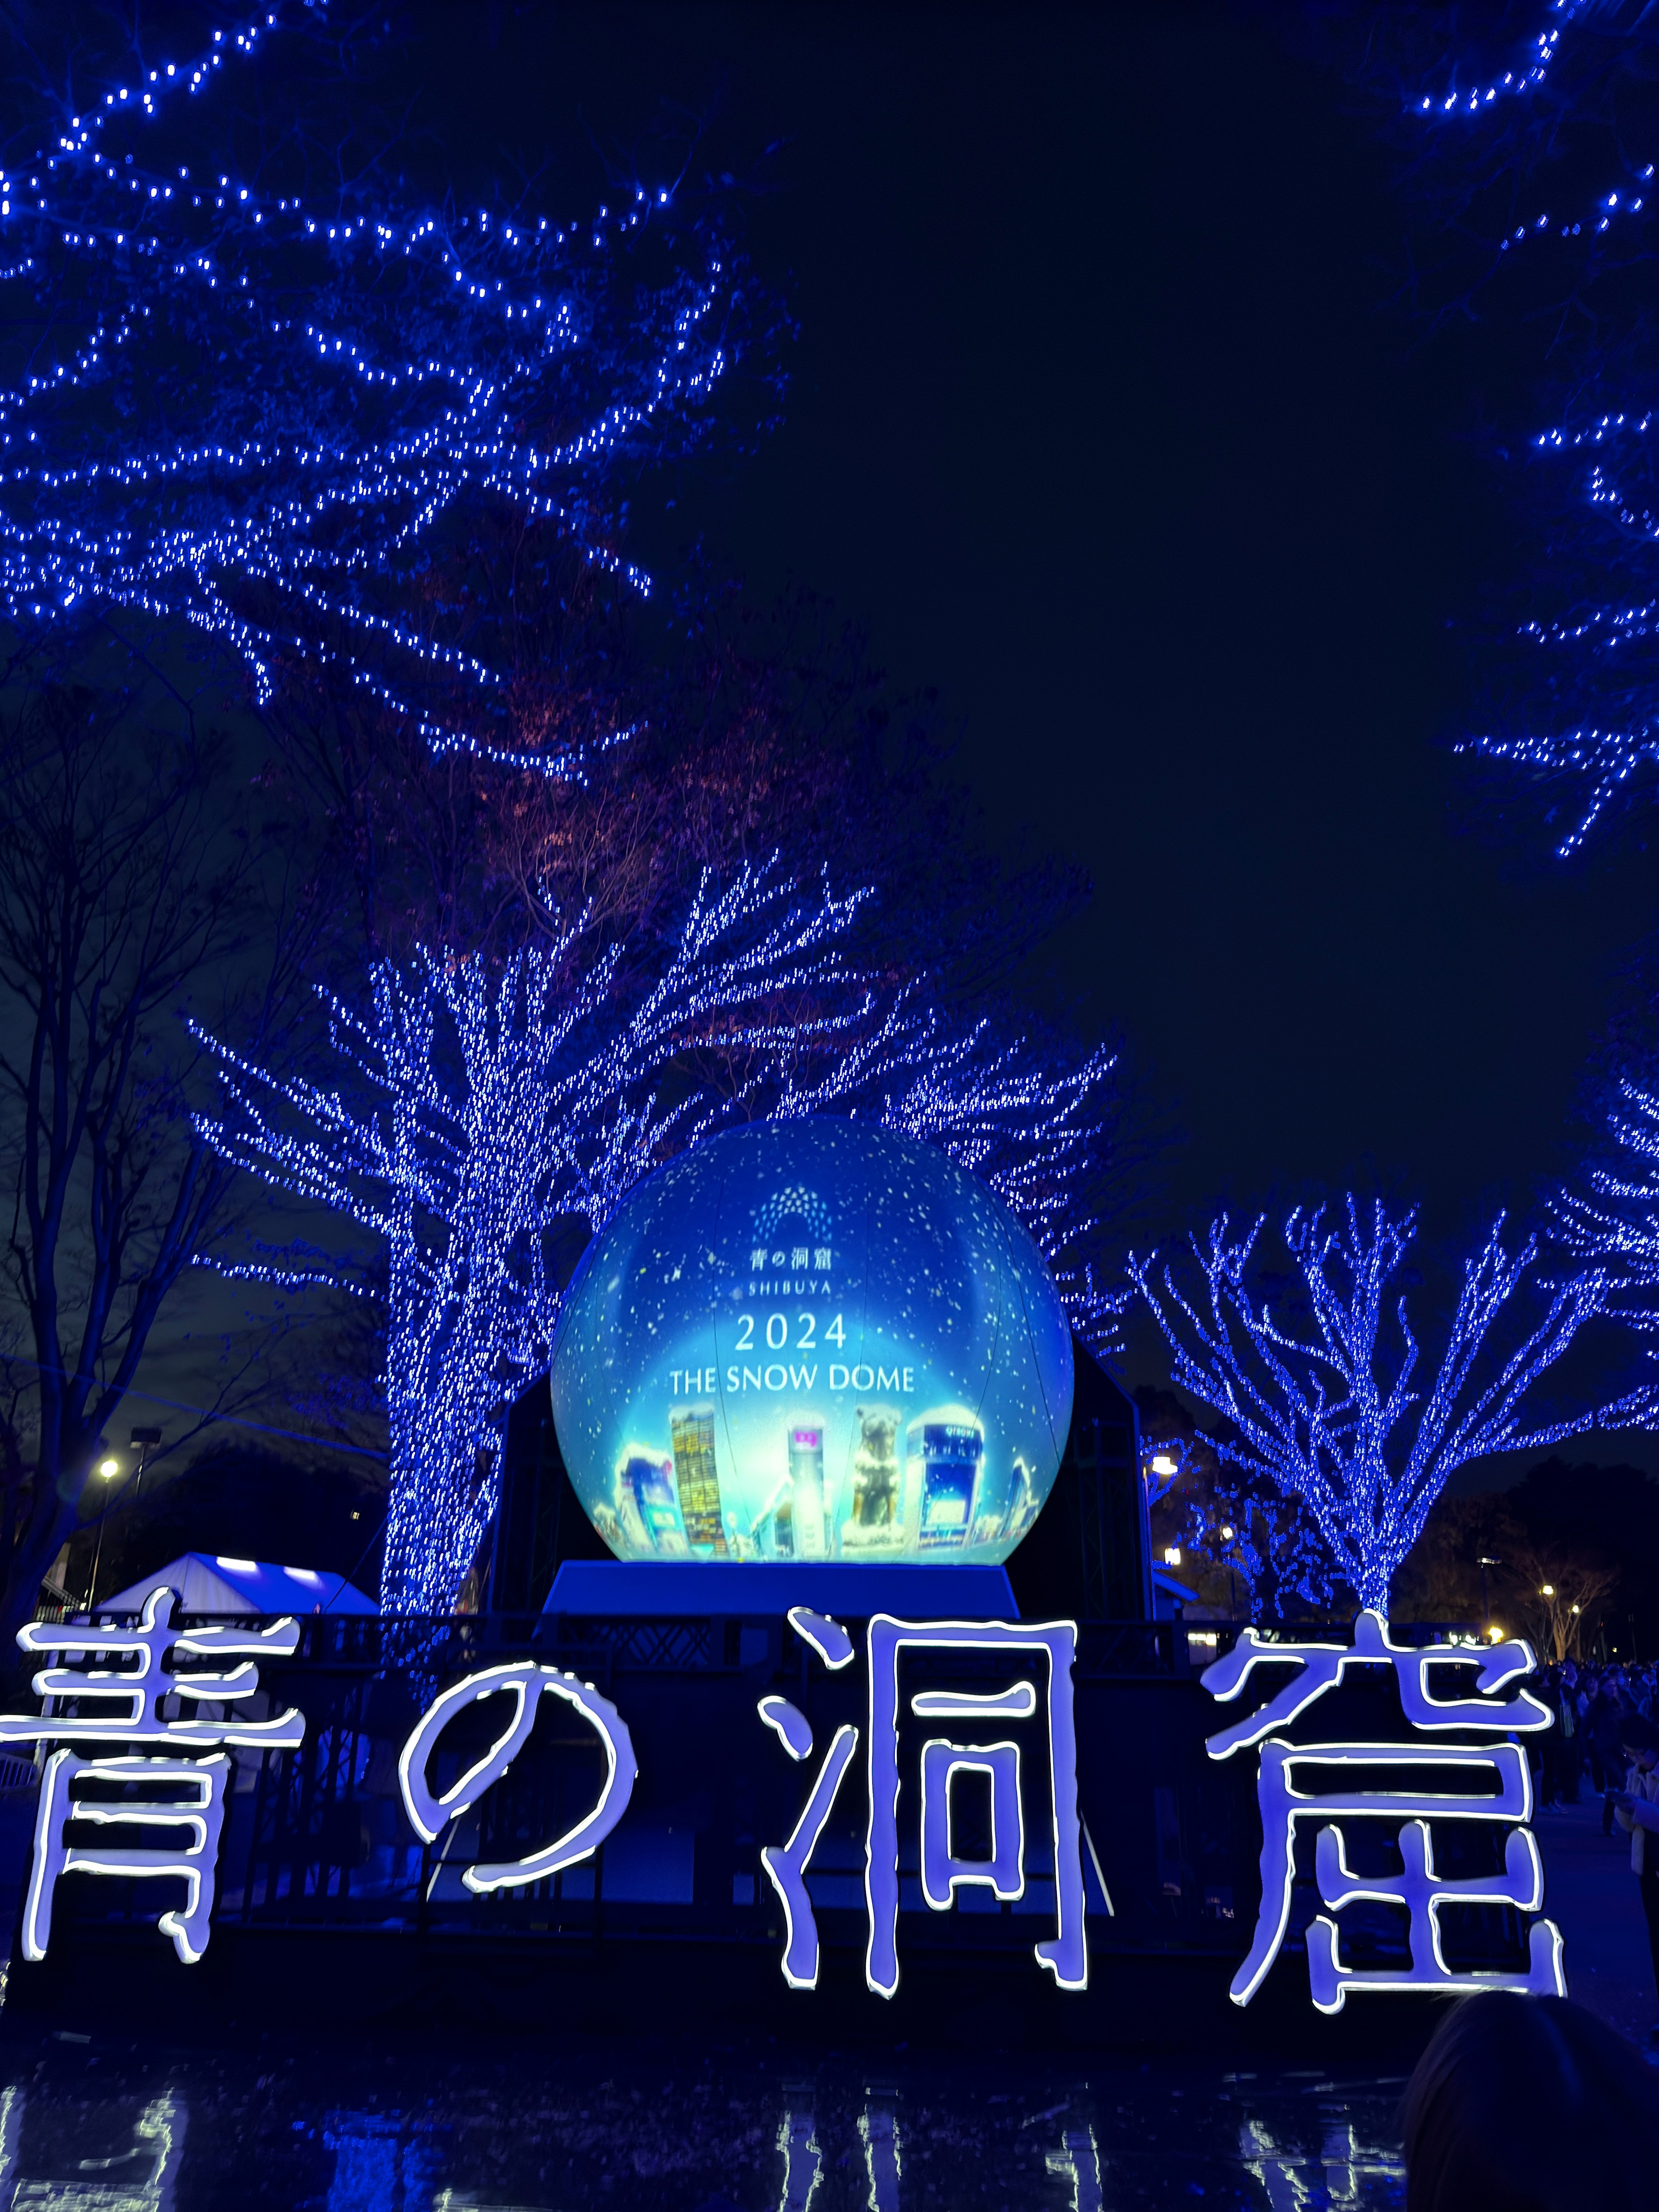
[96,1553,377,1617]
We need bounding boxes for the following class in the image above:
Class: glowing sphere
[549,1119,1074,1567]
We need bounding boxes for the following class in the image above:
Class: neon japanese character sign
[396,1659,636,1890]
[758,1608,1087,1996]
[0,1587,305,1963]
[391,1606,1088,1994]
[17,1579,1561,2015]
[1202,1609,1564,2011]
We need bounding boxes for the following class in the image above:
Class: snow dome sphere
[548,1119,1074,1568]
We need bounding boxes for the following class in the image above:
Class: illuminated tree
[1325,6,1659,855]
[1128,1195,1652,1614]
[198,863,1129,1613]
[1552,1074,1659,1297]
[782,1001,1125,1354]
[196,864,862,1613]
[0,6,766,775]
[6,7,1137,1623]
[0,7,1096,1026]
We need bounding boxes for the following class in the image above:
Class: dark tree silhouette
[0,674,308,1641]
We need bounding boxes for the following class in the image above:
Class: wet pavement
[0,2021,1409,2211]
[5,1774,1655,2204]
[1533,1797,1659,2042]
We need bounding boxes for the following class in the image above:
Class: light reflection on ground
[0,2031,1408,2210]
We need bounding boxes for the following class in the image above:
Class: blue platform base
[541,1559,1018,1619]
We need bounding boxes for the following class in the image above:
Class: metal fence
[8,1609,1265,1957]
[13,1607,1500,1980]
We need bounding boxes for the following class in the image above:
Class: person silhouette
[1401,1990,1659,2211]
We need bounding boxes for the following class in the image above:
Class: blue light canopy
[549,1120,1074,1567]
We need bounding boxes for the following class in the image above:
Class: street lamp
[107,1428,162,1600]
[1144,1450,1181,1508]
[1218,1526,1240,1618]
[85,1451,124,1608]
[1477,1556,1502,1639]
[83,1427,163,1612]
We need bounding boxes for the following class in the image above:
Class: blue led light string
[1453,393,1659,852]
[1552,1076,1659,1300]
[775,999,1125,1354]
[1413,1,1590,117]
[0,2,756,772]
[193,858,1125,1615]
[1129,1197,1653,1613]
[1375,10,1659,852]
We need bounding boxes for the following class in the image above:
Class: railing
[32,1582,78,1626]
[1176,1618,1484,1646]
[16,1605,1508,1965]
[21,1605,1489,1681]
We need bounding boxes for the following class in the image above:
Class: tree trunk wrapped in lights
[197,862,1128,1615]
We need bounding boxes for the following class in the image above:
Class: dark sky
[121,3,1659,1475]
[451,1,1658,1251]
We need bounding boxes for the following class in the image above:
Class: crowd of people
[1531,1658,1659,1810]
[1532,1653,1659,2036]
[1397,1671,1659,2204]
[1302,1661,1659,2205]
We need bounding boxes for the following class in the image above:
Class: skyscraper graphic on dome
[616,1450,686,1556]
[787,1424,827,1559]
[671,1407,728,1556]
[903,1412,984,1552]
[547,1119,1075,1570]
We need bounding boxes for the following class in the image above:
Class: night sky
[104,4,1659,1477]
[451,2,1657,1248]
